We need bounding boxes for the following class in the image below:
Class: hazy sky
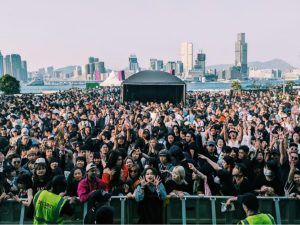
[1,0,299,71]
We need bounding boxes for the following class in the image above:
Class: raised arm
[198,154,222,171]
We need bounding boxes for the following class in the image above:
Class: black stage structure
[121,70,186,105]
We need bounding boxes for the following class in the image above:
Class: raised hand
[198,154,207,160]
[188,163,195,171]
[139,176,147,188]
[153,175,161,187]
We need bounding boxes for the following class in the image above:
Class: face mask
[214,176,221,184]
[264,168,273,177]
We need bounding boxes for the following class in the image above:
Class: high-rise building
[89,63,95,79]
[11,54,22,80]
[150,59,163,71]
[235,33,248,78]
[0,51,3,76]
[21,60,28,81]
[180,42,193,76]
[129,54,139,72]
[95,61,106,73]
[176,61,184,75]
[194,52,206,79]
[4,55,12,75]
[165,61,176,73]
[88,57,95,64]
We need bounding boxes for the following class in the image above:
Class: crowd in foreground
[0,87,299,223]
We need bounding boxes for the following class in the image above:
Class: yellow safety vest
[239,213,276,225]
[33,190,67,225]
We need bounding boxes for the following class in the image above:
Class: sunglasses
[13,161,21,164]
[291,156,299,160]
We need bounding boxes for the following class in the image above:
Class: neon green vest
[240,213,276,225]
[33,190,67,225]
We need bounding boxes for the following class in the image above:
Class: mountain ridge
[207,59,295,71]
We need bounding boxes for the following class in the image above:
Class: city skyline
[0,0,299,71]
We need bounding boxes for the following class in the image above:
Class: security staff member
[226,192,275,225]
[33,175,74,225]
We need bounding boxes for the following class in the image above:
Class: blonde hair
[173,166,187,184]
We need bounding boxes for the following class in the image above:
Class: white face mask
[214,176,220,184]
[264,168,273,177]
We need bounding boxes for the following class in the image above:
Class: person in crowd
[134,167,167,224]
[66,167,84,197]
[125,164,141,198]
[253,160,284,196]
[33,175,75,224]
[32,158,51,195]
[102,151,127,194]
[77,163,105,203]
[83,189,112,224]
[165,165,190,197]
[158,149,174,182]
[13,173,33,207]
[226,193,275,225]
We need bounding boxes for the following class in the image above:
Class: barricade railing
[1,195,299,224]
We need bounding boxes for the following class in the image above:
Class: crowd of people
[0,87,299,223]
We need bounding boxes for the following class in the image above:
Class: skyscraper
[95,61,106,73]
[0,51,3,76]
[21,60,28,81]
[4,55,12,75]
[176,61,184,75]
[180,42,193,76]
[129,54,139,72]
[11,54,22,80]
[194,52,206,76]
[235,33,248,78]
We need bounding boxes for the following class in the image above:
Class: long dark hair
[106,151,123,191]
[16,173,33,189]
[67,167,84,184]
[106,151,122,169]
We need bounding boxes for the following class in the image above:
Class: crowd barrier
[0,196,299,224]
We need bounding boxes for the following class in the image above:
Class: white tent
[100,71,122,87]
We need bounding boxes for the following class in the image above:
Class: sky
[0,0,299,71]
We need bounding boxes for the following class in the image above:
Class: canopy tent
[100,71,122,87]
[121,70,186,105]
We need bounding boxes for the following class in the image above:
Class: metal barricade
[0,195,298,224]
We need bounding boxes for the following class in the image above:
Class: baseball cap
[86,163,97,172]
[159,149,169,157]
[207,140,216,146]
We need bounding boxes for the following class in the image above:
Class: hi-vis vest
[33,190,67,225]
[239,213,276,225]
